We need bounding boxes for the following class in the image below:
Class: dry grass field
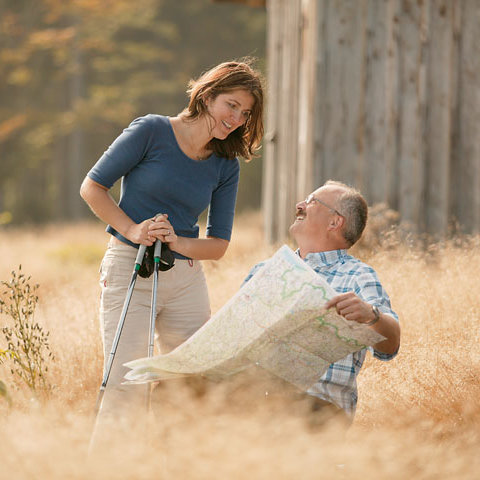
[1,210,479,479]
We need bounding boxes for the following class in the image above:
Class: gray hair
[325,180,368,246]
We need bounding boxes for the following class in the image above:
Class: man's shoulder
[343,254,376,273]
[305,250,375,272]
[242,261,266,285]
[339,256,380,283]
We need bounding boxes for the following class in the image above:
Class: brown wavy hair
[182,59,265,161]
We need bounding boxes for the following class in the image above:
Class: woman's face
[204,89,255,139]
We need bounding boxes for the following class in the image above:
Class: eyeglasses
[304,194,344,217]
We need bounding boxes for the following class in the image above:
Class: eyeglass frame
[304,194,344,217]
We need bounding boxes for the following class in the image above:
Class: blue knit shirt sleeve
[205,159,240,240]
[88,116,155,189]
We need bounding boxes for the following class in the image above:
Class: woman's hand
[80,177,157,246]
[147,213,229,260]
[147,214,178,248]
[124,214,178,248]
[125,219,158,246]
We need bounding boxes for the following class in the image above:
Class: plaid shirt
[244,249,399,417]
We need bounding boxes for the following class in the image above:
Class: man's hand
[326,293,400,354]
[325,292,376,325]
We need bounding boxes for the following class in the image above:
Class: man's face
[289,185,343,240]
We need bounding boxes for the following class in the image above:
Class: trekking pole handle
[154,239,162,261]
[152,213,164,261]
[135,244,147,266]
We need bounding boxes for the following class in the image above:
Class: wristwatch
[365,305,380,326]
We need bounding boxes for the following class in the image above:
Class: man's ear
[329,215,344,231]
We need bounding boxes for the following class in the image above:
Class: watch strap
[365,305,380,326]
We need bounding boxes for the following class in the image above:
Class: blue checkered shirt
[244,249,399,417]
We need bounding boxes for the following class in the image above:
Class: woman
[80,60,264,425]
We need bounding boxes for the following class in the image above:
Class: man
[245,180,400,423]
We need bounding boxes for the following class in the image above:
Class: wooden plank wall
[263,0,480,242]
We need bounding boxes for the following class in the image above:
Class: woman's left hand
[148,214,178,247]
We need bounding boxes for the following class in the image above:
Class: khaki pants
[93,241,210,433]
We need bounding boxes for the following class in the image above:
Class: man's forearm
[370,312,401,354]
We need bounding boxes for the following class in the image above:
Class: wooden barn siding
[263,0,480,242]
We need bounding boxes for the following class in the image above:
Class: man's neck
[297,239,348,259]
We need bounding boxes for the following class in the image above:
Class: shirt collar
[295,248,350,266]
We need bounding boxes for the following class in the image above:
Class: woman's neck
[170,114,213,160]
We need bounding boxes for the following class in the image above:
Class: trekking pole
[146,239,162,411]
[93,243,147,416]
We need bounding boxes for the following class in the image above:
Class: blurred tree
[0,0,266,224]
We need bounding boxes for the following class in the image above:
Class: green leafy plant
[0,266,54,394]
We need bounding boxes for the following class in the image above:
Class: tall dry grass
[0,211,479,479]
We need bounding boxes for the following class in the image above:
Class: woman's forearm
[168,236,229,261]
[80,177,136,239]
[81,177,230,258]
